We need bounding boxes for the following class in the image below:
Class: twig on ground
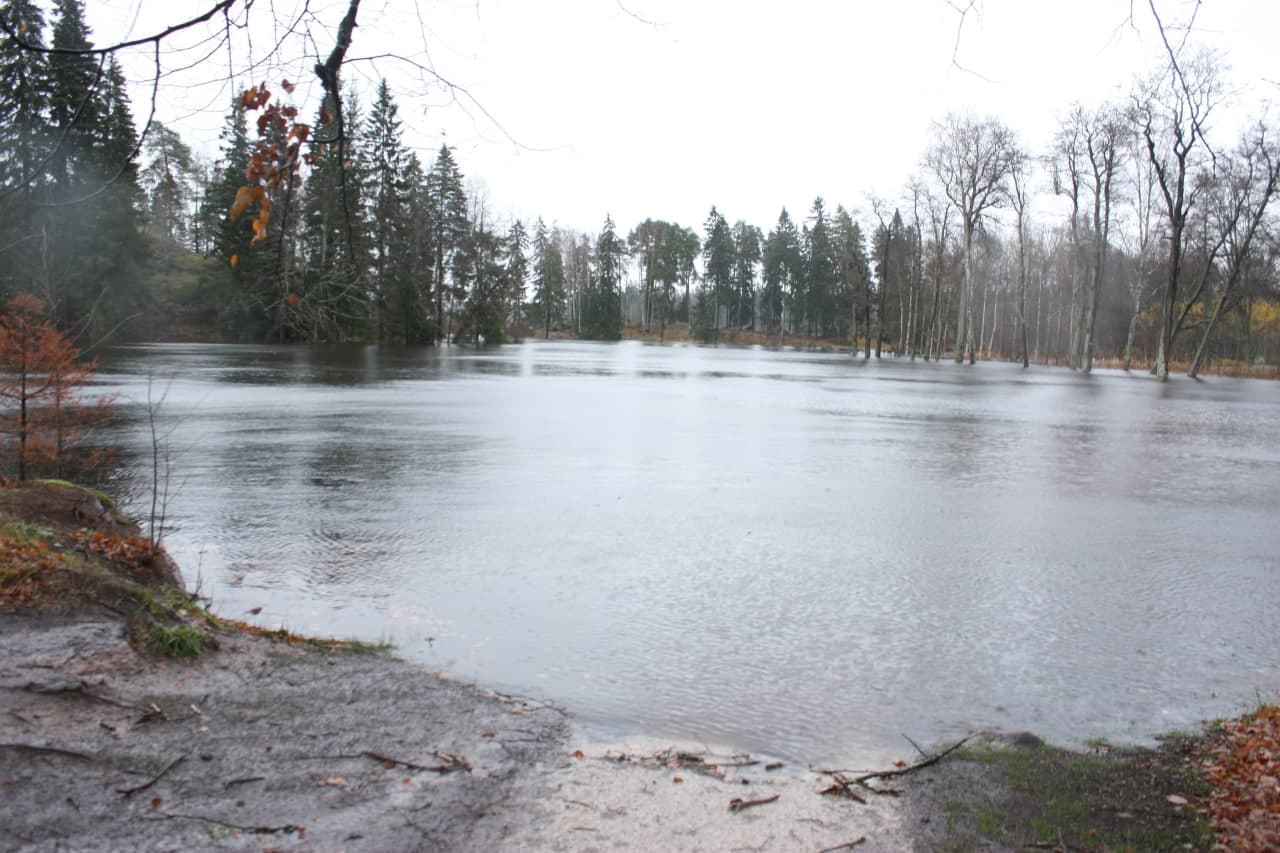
[816,838,866,852]
[22,681,137,709]
[360,749,469,773]
[851,733,975,784]
[149,812,302,835]
[821,733,977,799]
[819,780,867,803]
[728,793,780,812]
[902,733,929,758]
[117,752,188,797]
[0,742,94,761]
[224,776,265,788]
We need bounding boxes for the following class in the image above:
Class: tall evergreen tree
[363,80,409,342]
[201,97,270,340]
[803,197,838,336]
[0,0,51,297]
[702,207,733,330]
[46,0,100,191]
[425,144,468,343]
[457,215,506,344]
[389,153,434,343]
[834,206,870,353]
[140,121,198,245]
[38,1,143,337]
[583,215,626,340]
[730,220,762,329]
[301,87,370,341]
[502,220,529,328]
[762,208,801,336]
[530,218,565,338]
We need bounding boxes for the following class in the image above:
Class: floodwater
[96,341,1280,766]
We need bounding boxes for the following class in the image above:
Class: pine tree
[502,220,529,329]
[457,220,506,344]
[200,97,271,340]
[667,225,700,324]
[834,206,870,352]
[46,0,100,192]
[803,197,838,337]
[582,215,626,340]
[363,80,410,342]
[762,209,801,336]
[730,221,762,329]
[140,121,198,245]
[425,144,468,342]
[702,207,733,330]
[299,87,371,341]
[530,218,565,338]
[389,153,434,343]
[0,0,51,296]
[39,0,143,337]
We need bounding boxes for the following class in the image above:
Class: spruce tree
[530,218,565,338]
[803,197,838,337]
[425,144,468,342]
[730,221,762,329]
[502,220,529,329]
[762,209,801,336]
[200,97,270,340]
[0,0,51,296]
[582,215,626,340]
[301,87,370,341]
[702,208,733,330]
[363,80,408,341]
[46,0,100,191]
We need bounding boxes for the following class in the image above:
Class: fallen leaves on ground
[1198,704,1280,852]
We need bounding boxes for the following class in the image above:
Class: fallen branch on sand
[601,747,759,779]
[728,793,779,813]
[117,753,188,797]
[147,812,303,835]
[816,837,866,852]
[0,742,94,761]
[820,733,977,798]
[359,749,469,774]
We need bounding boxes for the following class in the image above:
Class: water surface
[98,341,1280,765]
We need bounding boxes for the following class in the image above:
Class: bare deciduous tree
[926,113,1017,364]
[1188,123,1280,377]
[1132,50,1220,380]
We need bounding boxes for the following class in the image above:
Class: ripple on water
[99,342,1280,767]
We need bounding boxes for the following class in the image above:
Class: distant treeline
[1,2,1276,376]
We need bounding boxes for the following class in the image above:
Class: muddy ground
[0,611,1224,851]
[0,613,907,851]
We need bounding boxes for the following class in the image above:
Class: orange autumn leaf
[229,185,264,221]
[229,254,239,268]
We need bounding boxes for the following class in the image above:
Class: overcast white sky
[88,0,1279,236]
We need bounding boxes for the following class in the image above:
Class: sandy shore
[1,614,905,851]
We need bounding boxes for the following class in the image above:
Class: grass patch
[198,609,392,655]
[146,623,210,658]
[923,735,1214,851]
[34,479,115,510]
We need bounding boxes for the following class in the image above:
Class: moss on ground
[908,733,1214,851]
